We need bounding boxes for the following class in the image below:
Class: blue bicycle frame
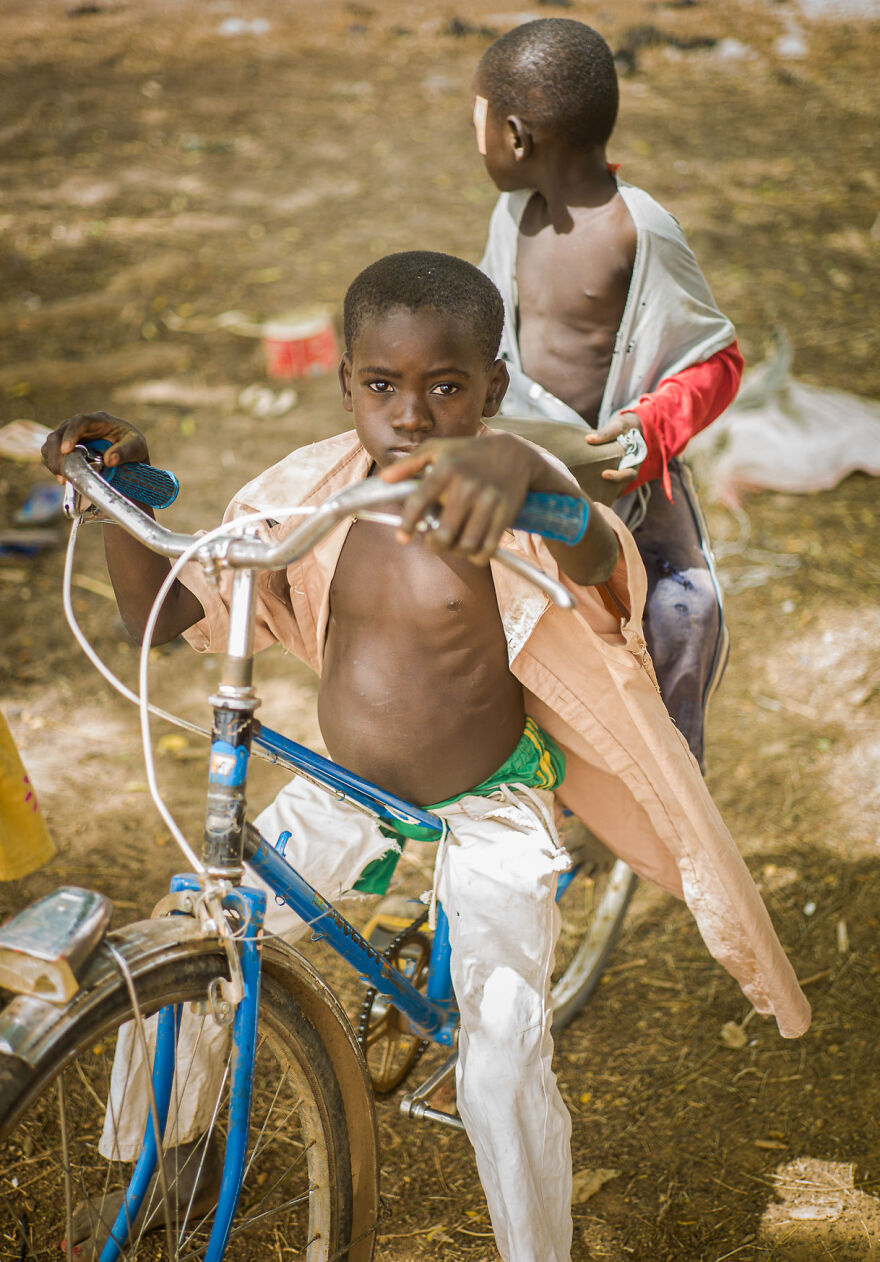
[107,719,583,1257]
[102,724,459,1260]
[248,725,458,1043]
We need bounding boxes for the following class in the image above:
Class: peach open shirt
[181,430,810,1039]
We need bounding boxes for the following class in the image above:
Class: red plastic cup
[261,308,339,380]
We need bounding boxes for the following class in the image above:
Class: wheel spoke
[0,952,355,1259]
[57,1078,74,1262]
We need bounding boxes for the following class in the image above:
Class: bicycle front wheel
[0,935,354,1261]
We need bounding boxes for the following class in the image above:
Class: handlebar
[59,448,580,610]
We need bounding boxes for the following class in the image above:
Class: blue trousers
[630,460,728,769]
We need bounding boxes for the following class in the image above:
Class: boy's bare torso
[516,190,636,426]
[318,517,525,806]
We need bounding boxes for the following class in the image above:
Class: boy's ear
[339,353,353,413]
[506,115,533,163]
[482,360,509,418]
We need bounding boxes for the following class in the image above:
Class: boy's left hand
[584,411,641,496]
[380,435,533,566]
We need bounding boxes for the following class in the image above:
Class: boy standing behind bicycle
[44,252,807,1262]
[474,19,744,768]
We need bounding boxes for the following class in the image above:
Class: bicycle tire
[551,857,637,1031]
[0,942,354,1261]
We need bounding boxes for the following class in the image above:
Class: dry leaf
[571,1168,620,1204]
[720,1021,748,1049]
[157,733,190,756]
[755,1138,788,1150]
[72,573,116,601]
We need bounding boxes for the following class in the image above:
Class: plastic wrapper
[687,336,880,506]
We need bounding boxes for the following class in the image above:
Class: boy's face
[340,305,508,470]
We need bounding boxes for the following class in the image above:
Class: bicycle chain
[357,909,432,1080]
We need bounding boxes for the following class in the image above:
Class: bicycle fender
[0,916,212,1067]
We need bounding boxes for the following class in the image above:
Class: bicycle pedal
[0,887,112,1003]
[400,1053,464,1132]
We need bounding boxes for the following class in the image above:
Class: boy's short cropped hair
[478,18,619,151]
[343,250,504,367]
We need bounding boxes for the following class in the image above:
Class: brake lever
[61,443,120,521]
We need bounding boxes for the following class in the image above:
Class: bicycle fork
[101,880,266,1262]
[104,563,269,1261]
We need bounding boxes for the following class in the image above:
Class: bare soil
[1,0,879,1258]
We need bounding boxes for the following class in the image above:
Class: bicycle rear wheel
[0,938,353,1260]
[551,821,637,1030]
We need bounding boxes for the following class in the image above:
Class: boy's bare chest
[328,519,504,634]
[517,199,635,328]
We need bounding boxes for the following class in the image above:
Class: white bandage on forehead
[473,95,488,156]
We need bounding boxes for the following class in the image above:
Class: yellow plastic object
[0,710,55,880]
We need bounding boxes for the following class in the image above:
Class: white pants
[101,776,574,1262]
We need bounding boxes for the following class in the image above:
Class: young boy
[44,252,806,1262]
[473,18,745,767]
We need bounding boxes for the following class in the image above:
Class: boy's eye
[367,380,393,393]
[430,382,460,397]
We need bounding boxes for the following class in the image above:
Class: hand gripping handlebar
[59,448,584,609]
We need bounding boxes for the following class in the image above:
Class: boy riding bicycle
[44,251,807,1262]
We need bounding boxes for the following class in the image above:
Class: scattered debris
[156,733,201,760]
[443,16,497,37]
[0,420,52,463]
[719,1020,748,1049]
[71,573,115,601]
[720,1007,756,1049]
[216,17,271,37]
[161,308,260,336]
[261,308,338,380]
[712,37,756,62]
[14,483,64,526]
[115,380,239,410]
[761,1157,880,1247]
[614,24,717,73]
[571,1168,620,1204]
[775,23,809,59]
[0,527,61,558]
[688,332,880,508]
[238,384,298,418]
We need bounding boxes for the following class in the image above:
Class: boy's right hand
[41,412,150,483]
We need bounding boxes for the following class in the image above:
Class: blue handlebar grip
[83,439,180,509]
[512,491,589,544]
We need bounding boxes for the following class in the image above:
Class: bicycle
[0,445,635,1261]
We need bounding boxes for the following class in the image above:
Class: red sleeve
[624,341,744,499]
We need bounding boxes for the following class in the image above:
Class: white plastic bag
[687,336,880,506]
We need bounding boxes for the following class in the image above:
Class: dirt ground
[1,0,879,1257]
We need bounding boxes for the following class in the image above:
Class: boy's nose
[393,395,433,433]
